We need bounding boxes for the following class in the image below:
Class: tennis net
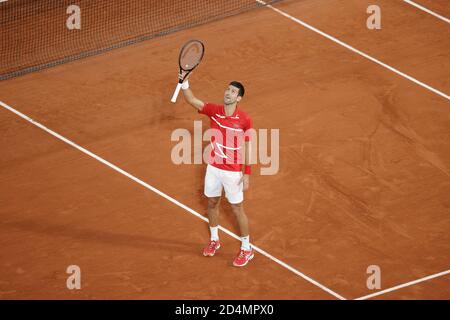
[0,0,282,80]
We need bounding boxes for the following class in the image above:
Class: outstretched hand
[179,70,191,82]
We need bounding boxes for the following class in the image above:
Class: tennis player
[179,72,254,267]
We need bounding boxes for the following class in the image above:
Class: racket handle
[171,82,183,103]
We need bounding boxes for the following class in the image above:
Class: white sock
[241,235,251,250]
[210,226,219,241]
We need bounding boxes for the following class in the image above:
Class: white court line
[404,0,450,23]
[256,0,450,101]
[0,100,346,300]
[256,0,450,299]
[355,269,450,300]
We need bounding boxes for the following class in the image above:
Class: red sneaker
[203,240,221,257]
[233,247,254,267]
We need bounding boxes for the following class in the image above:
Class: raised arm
[180,72,205,111]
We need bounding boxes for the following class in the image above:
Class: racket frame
[171,40,205,103]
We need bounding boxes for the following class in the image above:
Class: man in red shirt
[180,72,254,267]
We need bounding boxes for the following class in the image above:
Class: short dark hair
[229,81,245,98]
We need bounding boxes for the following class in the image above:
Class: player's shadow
[1,219,199,254]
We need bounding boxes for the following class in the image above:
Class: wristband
[244,165,251,175]
[181,79,189,90]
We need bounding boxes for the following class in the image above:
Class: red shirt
[199,103,252,172]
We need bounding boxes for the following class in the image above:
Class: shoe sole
[233,253,254,267]
[203,244,221,257]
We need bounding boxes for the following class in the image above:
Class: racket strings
[180,42,203,70]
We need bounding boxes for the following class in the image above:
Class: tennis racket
[170,39,205,103]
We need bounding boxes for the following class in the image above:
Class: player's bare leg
[230,202,254,267]
[207,196,221,228]
[203,196,221,257]
[230,202,249,237]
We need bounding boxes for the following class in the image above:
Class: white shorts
[204,165,243,204]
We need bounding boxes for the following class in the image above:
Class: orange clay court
[0,0,449,299]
